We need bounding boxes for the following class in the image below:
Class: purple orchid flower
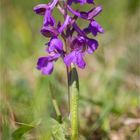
[34,0,104,75]
[37,52,61,75]
[64,51,86,69]
[33,0,58,27]
[64,36,98,68]
[64,36,86,68]
[37,56,54,75]
[37,37,64,75]
[40,15,71,38]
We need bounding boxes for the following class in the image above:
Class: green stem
[68,64,79,140]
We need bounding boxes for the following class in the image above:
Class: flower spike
[34,0,104,75]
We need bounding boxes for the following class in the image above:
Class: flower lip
[37,56,49,70]
[89,20,104,36]
[64,50,86,69]
[90,20,104,32]
[41,26,59,37]
[83,20,104,36]
[37,52,61,75]
[37,56,54,75]
[41,62,53,75]
[86,38,98,54]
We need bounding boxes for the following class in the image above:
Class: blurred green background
[0,0,140,140]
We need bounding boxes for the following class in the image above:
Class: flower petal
[64,51,76,66]
[41,62,54,75]
[37,57,49,70]
[89,20,104,36]
[86,38,98,54]
[76,53,86,69]
[64,51,86,69]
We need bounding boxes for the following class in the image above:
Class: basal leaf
[12,123,34,140]
[50,119,66,140]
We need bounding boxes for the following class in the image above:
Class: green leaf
[69,66,79,140]
[50,119,66,140]
[12,123,34,140]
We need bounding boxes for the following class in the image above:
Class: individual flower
[33,0,58,27]
[40,15,71,38]
[64,36,98,68]
[34,5,55,26]
[64,36,86,68]
[37,52,61,75]
[64,51,86,69]
[37,38,64,75]
[37,56,54,75]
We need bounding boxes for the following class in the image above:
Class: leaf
[50,119,67,140]
[69,66,79,140]
[12,123,34,140]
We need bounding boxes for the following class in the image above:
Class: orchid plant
[34,0,104,139]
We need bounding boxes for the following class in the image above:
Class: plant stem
[67,64,79,140]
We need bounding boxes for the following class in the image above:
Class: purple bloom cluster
[34,0,104,75]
